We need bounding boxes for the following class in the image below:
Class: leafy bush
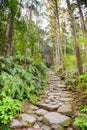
[0,94,22,124]
[0,55,48,125]
[0,56,48,100]
[77,72,87,93]
[64,67,78,91]
[75,105,87,130]
[74,72,87,130]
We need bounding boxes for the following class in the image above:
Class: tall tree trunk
[55,0,63,69]
[56,28,60,67]
[62,21,67,70]
[63,21,67,58]
[76,0,87,59]
[5,13,14,57]
[76,0,87,35]
[60,43,65,70]
[66,0,83,74]
[24,0,33,66]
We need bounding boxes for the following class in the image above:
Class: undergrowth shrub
[77,72,87,93]
[57,65,87,130]
[75,105,87,130]
[0,94,22,124]
[74,73,87,130]
[0,55,48,125]
[64,67,78,91]
[56,67,78,91]
[0,55,47,100]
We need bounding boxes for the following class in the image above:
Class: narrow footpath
[11,69,76,130]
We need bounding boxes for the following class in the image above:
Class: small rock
[67,127,73,130]
[35,109,48,116]
[48,95,54,99]
[33,123,40,129]
[52,125,64,130]
[45,99,50,103]
[64,92,72,94]
[28,128,35,130]
[38,122,43,127]
[38,116,43,122]
[53,87,59,90]
[41,125,51,130]
[19,114,36,126]
[31,105,39,111]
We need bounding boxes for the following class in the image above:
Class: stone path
[10,69,75,130]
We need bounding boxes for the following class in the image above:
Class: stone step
[42,112,72,129]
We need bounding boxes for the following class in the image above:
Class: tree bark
[66,0,83,74]
[76,0,87,34]
[76,0,87,60]
[5,13,14,57]
[54,0,63,69]
[24,0,34,66]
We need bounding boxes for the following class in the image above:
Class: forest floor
[10,69,78,130]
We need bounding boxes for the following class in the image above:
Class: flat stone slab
[55,84,66,88]
[57,104,73,116]
[28,128,40,130]
[35,109,48,116]
[52,125,64,130]
[31,105,39,111]
[19,114,36,126]
[49,101,58,105]
[62,94,72,98]
[42,112,71,127]
[59,98,73,102]
[37,103,61,111]
[10,119,23,128]
[41,125,51,130]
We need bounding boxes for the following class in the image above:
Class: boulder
[42,112,71,128]
[57,104,73,116]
